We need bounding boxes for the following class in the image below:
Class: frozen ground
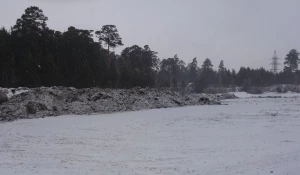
[0,95,300,175]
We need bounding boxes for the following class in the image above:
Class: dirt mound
[0,87,222,122]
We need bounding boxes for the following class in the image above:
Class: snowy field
[1,95,300,175]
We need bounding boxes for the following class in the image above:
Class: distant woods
[1,6,300,92]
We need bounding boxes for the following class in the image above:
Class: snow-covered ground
[1,96,300,175]
[232,91,300,98]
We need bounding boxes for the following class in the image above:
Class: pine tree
[218,60,225,86]
[187,57,197,83]
[199,58,215,88]
[0,27,14,87]
[95,25,123,69]
[202,58,213,71]
[13,6,49,33]
[11,6,51,87]
[218,60,225,72]
[284,49,300,73]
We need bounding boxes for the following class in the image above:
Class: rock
[271,112,278,116]
[138,88,146,95]
[199,97,209,103]
[215,101,221,105]
[171,98,182,106]
[90,92,112,101]
[0,90,8,104]
[66,94,79,103]
[26,101,47,114]
[219,93,238,100]
[48,91,58,96]
[52,106,58,111]
[68,87,76,91]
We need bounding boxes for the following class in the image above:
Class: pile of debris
[0,87,233,122]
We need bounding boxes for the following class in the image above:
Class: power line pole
[271,50,280,74]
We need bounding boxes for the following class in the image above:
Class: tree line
[1,6,300,92]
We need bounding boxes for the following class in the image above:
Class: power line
[271,50,280,74]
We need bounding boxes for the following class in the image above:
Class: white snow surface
[1,97,300,175]
[232,91,300,98]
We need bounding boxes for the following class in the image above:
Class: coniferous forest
[1,7,300,92]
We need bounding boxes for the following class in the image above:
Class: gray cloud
[1,0,300,70]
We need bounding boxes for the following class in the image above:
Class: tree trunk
[11,54,15,86]
[107,45,110,69]
[1,70,4,87]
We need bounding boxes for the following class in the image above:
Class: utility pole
[271,50,280,74]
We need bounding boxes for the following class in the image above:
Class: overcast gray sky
[1,0,300,70]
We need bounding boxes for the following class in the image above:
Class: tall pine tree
[284,49,300,73]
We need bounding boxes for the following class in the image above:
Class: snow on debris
[0,87,29,98]
[0,87,227,122]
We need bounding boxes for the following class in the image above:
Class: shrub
[203,87,229,94]
[276,86,282,93]
[194,80,207,93]
[246,87,264,94]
